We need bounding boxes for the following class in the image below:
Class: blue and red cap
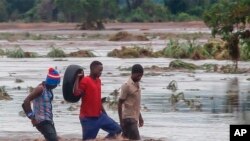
[45,68,60,86]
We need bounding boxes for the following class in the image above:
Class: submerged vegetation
[118,60,250,74]
[67,50,95,57]
[109,31,148,41]
[0,86,12,100]
[108,37,250,61]
[103,89,120,110]
[169,60,198,70]
[6,47,37,58]
[167,80,202,111]
[108,46,155,58]
[0,46,95,58]
[0,48,4,56]
[47,47,66,58]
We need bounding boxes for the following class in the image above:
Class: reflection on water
[223,77,250,124]
[225,78,239,113]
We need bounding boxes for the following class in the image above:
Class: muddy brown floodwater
[0,22,250,141]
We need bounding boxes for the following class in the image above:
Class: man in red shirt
[74,61,121,140]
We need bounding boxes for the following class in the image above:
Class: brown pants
[122,118,140,140]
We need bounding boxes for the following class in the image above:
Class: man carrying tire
[118,64,144,140]
[74,60,122,140]
[22,67,61,141]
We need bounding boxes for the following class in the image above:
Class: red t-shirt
[77,76,102,118]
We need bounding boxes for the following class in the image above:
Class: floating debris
[67,105,78,111]
[15,78,24,83]
[109,31,148,41]
[169,60,198,70]
[13,86,21,90]
[19,111,26,117]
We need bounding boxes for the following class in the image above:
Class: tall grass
[162,38,227,60]
[240,39,250,61]
[108,45,155,58]
[0,48,5,56]
[47,47,66,58]
[6,47,38,58]
[6,48,25,58]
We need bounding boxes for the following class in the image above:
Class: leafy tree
[204,0,250,71]
[37,0,56,21]
[0,0,8,22]
[164,0,188,14]
[125,0,144,11]
[56,0,118,30]
[120,0,170,22]
[6,0,35,20]
[56,0,82,22]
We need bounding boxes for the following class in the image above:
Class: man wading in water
[22,67,60,141]
[118,64,144,140]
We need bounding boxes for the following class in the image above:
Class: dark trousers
[122,118,140,140]
[36,120,58,141]
[80,113,122,140]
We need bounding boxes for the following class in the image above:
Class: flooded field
[0,22,250,141]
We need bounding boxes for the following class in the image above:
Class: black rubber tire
[62,65,83,103]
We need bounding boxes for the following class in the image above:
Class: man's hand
[120,121,124,129]
[31,119,39,126]
[77,71,84,78]
[139,116,144,127]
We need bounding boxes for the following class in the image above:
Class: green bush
[240,40,250,61]
[108,46,155,58]
[67,50,95,57]
[175,12,198,22]
[126,8,149,22]
[47,47,66,58]
[6,47,38,58]
[169,60,198,70]
[6,48,25,58]
[162,39,189,58]
[161,39,214,60]
[0,48,5,56]
[119,0,170,22]
[187,6,203,17]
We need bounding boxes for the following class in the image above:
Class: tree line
[0,0,217,24]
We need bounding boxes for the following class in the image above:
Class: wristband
[27,112,35,119]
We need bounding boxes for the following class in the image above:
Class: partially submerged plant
[167,80,202,111]
[104,88,120,110]
[169,60,198,70]
[6,47,25,58]
[0,86,13,100]
[109,31,148,41]
[15,78,24,83]
[67,50,95,57]
[167,80,178,92]
[0,48,5,56]
[47,47,66,58]
[6,47,37,58]
[108,46,155,58]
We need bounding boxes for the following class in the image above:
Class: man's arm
[73,72,84,96]
[118,99,125,127]
[118,84,128,127]
[22,85,43,119]
[139,112,144,127]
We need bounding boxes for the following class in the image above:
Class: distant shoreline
[0,21,207,31]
